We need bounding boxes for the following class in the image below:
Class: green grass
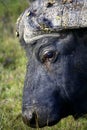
[0,0,87,130]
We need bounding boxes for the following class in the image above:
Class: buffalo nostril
[22,111,33,124]
[22,111,38,127]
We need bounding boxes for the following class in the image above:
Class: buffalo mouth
[22,117,60,128]
[22,110,61,128]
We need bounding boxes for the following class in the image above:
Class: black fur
[21,28,87,128]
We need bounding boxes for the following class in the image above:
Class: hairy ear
[16,1,35,39]
[16,11,28,48]
[27,0,36,2]
[16,13,23,37]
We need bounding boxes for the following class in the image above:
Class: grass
[0,0,87,130]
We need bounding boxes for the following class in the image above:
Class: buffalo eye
[39,49,58,63]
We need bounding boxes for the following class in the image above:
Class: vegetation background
[0,0,87,130]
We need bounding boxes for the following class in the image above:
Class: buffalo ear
[16,12,27,48]
[16,12,24,38]
[26,0,37,6]
[27,0,36,2]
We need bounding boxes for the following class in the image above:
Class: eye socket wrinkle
[40,50,57,63]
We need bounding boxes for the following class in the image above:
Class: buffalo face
[22,29,87,128]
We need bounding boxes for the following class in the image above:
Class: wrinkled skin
[22,28,87,128]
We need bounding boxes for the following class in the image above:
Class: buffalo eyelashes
[39,49,58,63]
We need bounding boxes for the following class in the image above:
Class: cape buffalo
[16,0,87,128]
